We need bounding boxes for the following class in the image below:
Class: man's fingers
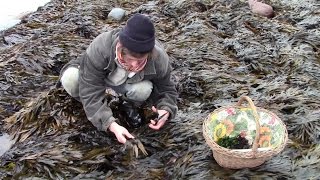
[124,131,135,139]
[152,106,157,112]
[118,135,127,144]
[158,113,169,121]
[150,119,156,125]
[148,123,158,130]
[115,130,134,144]
[149,119,165,130]
[149,123,161,130]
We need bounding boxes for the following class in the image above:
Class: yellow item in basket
[213,123,227,141]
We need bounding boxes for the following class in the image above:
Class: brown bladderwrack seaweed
[1,0,320,179]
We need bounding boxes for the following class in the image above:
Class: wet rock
[108,8,126,21]
[3,34,27,45]
[248,0,274,18]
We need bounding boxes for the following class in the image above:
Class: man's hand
[109,122,134,144]
[149,106,169,130]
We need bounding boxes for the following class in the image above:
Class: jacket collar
[103,32,118,72]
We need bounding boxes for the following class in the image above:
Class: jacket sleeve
[78,31,117,131]
[150,52,178,120]
[78,53,116,131]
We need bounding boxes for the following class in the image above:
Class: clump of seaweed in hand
[217,135,250,149]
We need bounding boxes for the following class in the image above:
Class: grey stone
[108,8,126,21]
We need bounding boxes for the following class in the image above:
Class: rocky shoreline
[0,0,319,179]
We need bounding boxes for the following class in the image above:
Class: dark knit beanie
[119,14,155,53]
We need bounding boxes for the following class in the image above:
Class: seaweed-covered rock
[0,0,319,179]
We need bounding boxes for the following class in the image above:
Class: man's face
[120,53,148,72]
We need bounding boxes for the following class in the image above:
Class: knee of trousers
[125,80,153,102]
[60,66,80,97]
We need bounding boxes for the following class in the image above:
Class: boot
[121,101,143,128]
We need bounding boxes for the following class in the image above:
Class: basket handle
[236,96,260,156]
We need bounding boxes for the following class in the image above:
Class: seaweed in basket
[217,134,250,149]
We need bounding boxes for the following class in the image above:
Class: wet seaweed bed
[0,0,319,179]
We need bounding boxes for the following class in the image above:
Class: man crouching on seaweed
[59,13,178,144]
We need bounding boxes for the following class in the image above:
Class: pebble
[108,8,126,21]
[248,0,274,18]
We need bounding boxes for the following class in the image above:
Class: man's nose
[129,60,139,67]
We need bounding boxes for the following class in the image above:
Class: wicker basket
[203,96,288,169]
